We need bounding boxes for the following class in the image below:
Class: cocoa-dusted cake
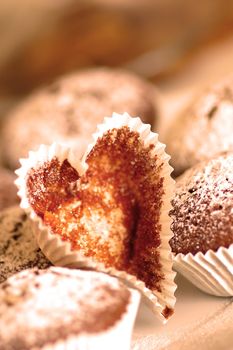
[170,153,233,255]
[0,267,140,350]
[16,113,176,319]
[0,206,51,283]
[165,77,233,176]
[1,68,157,169]
[26,127,164,291]
[0,167,19,210]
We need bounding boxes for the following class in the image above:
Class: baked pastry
[2,68,157,169]
[16,113,176,320]
[170,153,233,255]
[0,167,19,210]
[1,0,233,95]
[170,153,233,296]
[165,77,233,176]
[0,206,51,283]
[0,267,140,350]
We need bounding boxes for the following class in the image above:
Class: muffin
[165,77,233,176]
[16,113,177,320]
[0,206,51,283]
[0,167,19,210]
[2,67,157,169]
[170,153,233,296]
[0,267,140,350]
[1,0,233,95]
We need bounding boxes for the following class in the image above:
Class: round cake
[170,153,233,255]
[165,77,233,176]
[0,267,133,350]
[0,168,19,210]
[1,68,157,169]
[0,206,51,283]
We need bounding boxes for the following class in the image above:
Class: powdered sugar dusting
[170,153,233,254]
[0,267,130,349]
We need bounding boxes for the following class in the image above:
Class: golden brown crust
[26,127,165,291]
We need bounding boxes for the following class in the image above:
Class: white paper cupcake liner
[42,286,140,350]
[16,112,177,322]
[174,244,233,296]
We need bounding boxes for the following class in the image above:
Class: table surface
[132,275,233,350]
[134,274,227,336]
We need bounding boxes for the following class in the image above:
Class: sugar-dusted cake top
[170,153,233,255]
[0,267,131,349]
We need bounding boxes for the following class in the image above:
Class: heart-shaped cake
[16,113,176,321]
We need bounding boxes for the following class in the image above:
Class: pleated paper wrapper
[173,244,233,296]
[16,112,177,322]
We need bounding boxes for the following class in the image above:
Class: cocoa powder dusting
[26,127,165,291]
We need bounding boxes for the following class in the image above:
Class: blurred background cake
[0,0,233,97]
[164,77,233,176]
[1,68,157,169]
[0,0,233,203]
[0,1,233,132]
